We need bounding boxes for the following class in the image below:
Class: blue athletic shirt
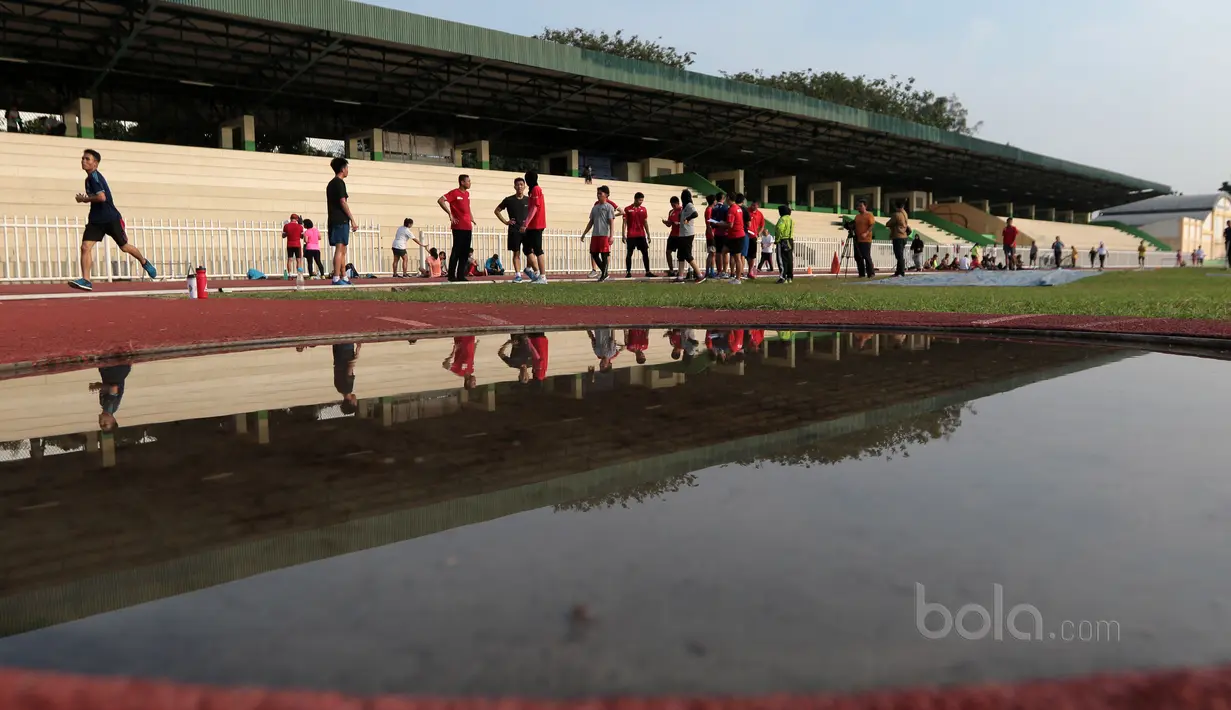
[85,170,122,224]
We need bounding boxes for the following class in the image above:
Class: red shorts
[590,236,612,254]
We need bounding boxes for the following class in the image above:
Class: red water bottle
[195,266,208,299]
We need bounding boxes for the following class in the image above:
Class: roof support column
[540,150,579,177]
[1036,207,1056,221]
[990,202,1014,218]
[807,181,840,210]
[847,186,882,215]
[709,170,745,196]
[346,128,384,161]
[63,97,94,139]
[760,175,796,206]
[1056,210,1074,223]
[1074,212,1091,224]
[1013,205,1036,219]
[454,140,490,169]
[969,199,991,213]
[219,115,255,151]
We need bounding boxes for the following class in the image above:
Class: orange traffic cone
[830,252,840,275]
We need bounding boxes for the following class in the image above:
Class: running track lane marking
[970,314,1039,326]
[374,316,435,328]
[471,313,513,326]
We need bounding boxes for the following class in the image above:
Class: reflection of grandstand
[0,332,1133,636]
[0,0,1174,281]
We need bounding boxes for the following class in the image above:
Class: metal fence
[0,216,381,283]
[1,216,1177,284]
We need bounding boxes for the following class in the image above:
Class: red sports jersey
[443,188,472,230]
[749,210,765,236]
[625,329,650,352]
[526,185,546,229]
[726,205,745,238]
[704,206,714,239]
[667,207,681,237]
[624,204,649,238]
[727,330,745,352]
[450,336,476,376]
[283,221,304,248]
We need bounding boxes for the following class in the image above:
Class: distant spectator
[1089,246,1097,269]
[1029,241,1039,268]
[1052,237,1064,269]
[1070,245,1078,268]
[302,218,324,278]
[1224,220,1231,269]
[418,247,442,278]
[1196,246,1205,265]
[486,253,505,275]
[938,253,951,270]
[392,217,414,278]
[582,164,593,185]
[1138,240,1147,268]
[1097,241,1108,270]
[1002,218,1018,271]
[909,230,925,271]
[467,248,486,277]
[282,213,305,278]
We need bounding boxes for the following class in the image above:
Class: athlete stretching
[70,149,156,291]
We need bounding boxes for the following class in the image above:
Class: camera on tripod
[840,215,857,239]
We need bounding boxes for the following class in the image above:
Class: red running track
[2,664,1231,709]
[3,297,1231,373]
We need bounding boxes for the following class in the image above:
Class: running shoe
[646,272,658,278]
[776,277,787,284]
[513,273,524,283]
[524,267,537,280]
[332,278,351,286]
[533,276,549,285]
[142,261,158,279]
[728,278,741,285]
[598,274,610,283]
[626,271,633,279]
[588,270,599,279]
[68,278,93,291]
[694,275,707,284]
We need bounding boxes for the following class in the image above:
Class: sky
[376,0,1225,196]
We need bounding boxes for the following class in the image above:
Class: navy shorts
[328,223,350,247]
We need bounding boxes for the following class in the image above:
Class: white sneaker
[588,270,599,278]
[728,278,742,285]
[534,276,549,285]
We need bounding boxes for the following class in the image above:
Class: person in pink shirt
[301,218,324,278]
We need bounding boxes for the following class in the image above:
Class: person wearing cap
[282,213,304,279]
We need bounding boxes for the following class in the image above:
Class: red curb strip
[2,665,1230,709]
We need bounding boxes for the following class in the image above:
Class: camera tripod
[840,235,855,279]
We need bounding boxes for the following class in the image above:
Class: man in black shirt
[494,177,530,282]
[326,157,357,285]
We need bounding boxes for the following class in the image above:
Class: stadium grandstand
[0,0,1177,281]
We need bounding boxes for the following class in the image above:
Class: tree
[534,28,695,69]
[722,69,981,135]
[1220,181,1230,194]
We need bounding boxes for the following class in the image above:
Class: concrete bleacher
[1010,217,1148,252]
[1,132,849,244]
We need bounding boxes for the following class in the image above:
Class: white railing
[0,217,381,283]
[0,216,1178,284]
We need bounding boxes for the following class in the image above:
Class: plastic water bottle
[295,270,304,291]
[187,272,197,299]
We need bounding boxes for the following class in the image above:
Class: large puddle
[0,329,1229,697]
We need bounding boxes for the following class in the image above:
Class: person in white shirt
[757,232,775,273]
[1096,241,1108,271]
[392,217,414,277]
[957,254,972,271]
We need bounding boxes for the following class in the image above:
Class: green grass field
[253,269,1230,320]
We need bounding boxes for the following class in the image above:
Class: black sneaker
[646,272,658,278]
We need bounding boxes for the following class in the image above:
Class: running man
[282,214,305,278]
[438,174,473,282]
[70,149,157,291]
[494,177,530,282]
[90,363,132,431]
[522,171,548,284]
[623,192,653,278]
[581,185,617,281]
[326,157,358,286]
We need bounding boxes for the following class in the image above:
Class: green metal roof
[164,0,1170,194]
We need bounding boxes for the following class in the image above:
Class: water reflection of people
[624,329,649,365]
[588,329,621,373]
[527,332,549,386]
[332,343,360,414]
[444,336,478,389]
[499,335,537,383]
[89,364,131,431]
